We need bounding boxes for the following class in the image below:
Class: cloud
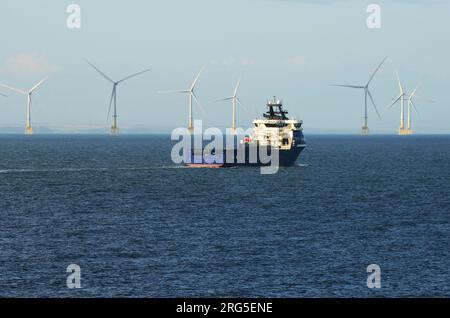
[285,56,308,68]
[209,58,256,67]
[2,53,59,76]
[208,56,333,71]
[283,56,336,71]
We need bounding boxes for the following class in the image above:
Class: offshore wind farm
[0,56,440,136]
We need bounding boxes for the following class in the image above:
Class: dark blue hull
[184,130,306,167]
[188,143,306,167]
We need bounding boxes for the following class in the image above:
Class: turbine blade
[190,66,205,91]
[216,97,234,102]
[395,71,404,95]
[387,94,402,109]
[84,59,115,83]
[367,56,387,86]
[0,93,7,97]
[415,94,435,103]
[330,84,365,89]
[158,90,189,94]
[409,86,419,99]
[411,100,420,117]
[236,97,249,113]
[29,77,48,93]
[117,69,151,83]
[0,83,27,95]
[367,90,381,119]
[233,79,241,97]
[191,92,206,114]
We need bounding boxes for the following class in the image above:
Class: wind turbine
[158,67,205,134]
[216,79,243,134]
[332,56,387,135]
[405,87,434,135]
[0,78,47,135]
[85,59,151,135]
[385,71,408,135]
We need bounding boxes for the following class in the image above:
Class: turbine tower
[216,79,243,134]
[386,72,408,135]
[85,59,150,135]
[406,87,417,135]
[332,56,387,135]
[0,78,47,135]
[159,67,205,134]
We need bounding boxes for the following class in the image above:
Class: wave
[0,164,308,174]
[0,168,107,174]
[0,166,183,174]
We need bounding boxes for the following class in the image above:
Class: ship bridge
[264,96,288,120]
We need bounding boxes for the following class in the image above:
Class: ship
[186,97,306,168]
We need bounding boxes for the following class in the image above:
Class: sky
[0,0,449,133]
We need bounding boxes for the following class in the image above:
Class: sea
[0,134,449,297]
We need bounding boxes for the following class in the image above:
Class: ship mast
[264,96,288,120]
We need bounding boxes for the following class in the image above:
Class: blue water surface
[0,135,449,297]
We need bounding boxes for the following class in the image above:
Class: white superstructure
[242,97,305,150]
